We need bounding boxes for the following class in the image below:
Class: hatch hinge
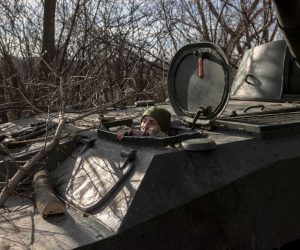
[192,106,213,130]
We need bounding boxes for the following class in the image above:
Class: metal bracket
[191,106,212,130]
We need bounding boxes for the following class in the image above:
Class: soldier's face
[140,116,161,133]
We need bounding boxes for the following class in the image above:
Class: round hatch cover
[168,42,230,125]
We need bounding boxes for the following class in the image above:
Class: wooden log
[32,170,65,218]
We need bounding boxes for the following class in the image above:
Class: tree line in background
[0,0,280,122]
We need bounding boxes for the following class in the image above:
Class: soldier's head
[141,107,171,133]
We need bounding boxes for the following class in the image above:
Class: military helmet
[141,107,171,132]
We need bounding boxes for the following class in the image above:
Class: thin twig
[0,85,44,113]
[213,0,229,43]
[44,106,50,149]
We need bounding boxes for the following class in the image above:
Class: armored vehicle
[1,1,300,249]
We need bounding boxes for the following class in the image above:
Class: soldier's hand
[116,128,132,140]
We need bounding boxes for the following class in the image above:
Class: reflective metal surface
[231,40,287,100]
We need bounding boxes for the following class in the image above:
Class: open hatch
[97,42,230,147]
[217,40,300,139]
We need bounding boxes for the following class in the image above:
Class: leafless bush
[0,0,280,122]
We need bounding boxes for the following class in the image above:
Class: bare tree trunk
[41,0,57,77]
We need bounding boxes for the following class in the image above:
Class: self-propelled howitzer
[2,1,300,249]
